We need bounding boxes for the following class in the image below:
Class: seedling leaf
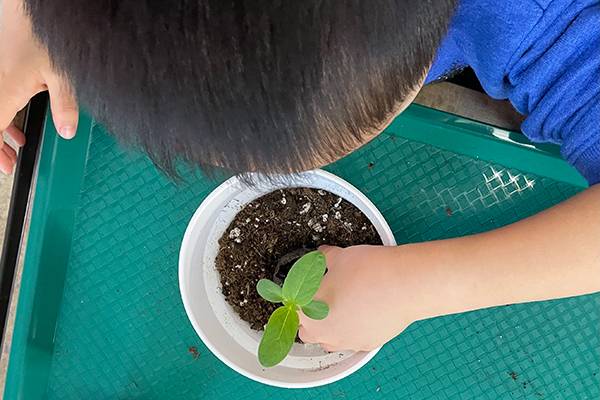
[258,305,299,367]
[282,251,326,306]
[301,300,329,320]
[256,279,283,303]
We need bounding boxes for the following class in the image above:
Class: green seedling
[256,250,329,368]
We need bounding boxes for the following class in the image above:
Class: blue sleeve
[507,2,600,185]
[429,0,600,185]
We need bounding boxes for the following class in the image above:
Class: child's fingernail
[59,126,76,139]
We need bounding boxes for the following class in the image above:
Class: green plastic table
[4,104,599,399]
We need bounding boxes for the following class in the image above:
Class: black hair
[25,0,457,174]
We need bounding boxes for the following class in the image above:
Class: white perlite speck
[321,214,329,223]
[308,219,324,232]
[280,197,287,205]
[228,227,241,239]
[333,197,343,208]
[299,202,312,214]
[334,211,342,219]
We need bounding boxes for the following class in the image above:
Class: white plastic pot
[179,169,396,388]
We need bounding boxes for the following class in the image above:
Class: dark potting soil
[215,188,382,331]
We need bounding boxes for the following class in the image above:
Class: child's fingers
[2,144,17,164]
[5,124,26,147]
[317,245,341,270]
[298,313,308,328]
[0,93,28,133]
[320,343,338,353]
[0,147,15,174]
[318,245,335,254]
[299,319,336,353]
[47,77,78,139]
[298,325,317,344]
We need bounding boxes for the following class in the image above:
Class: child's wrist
[386,241,478,323]
[374,244,440,324]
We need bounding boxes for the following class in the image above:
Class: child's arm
[299,185,600,352]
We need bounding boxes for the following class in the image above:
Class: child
[0,0,598,351]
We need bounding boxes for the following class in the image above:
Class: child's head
[26,0,456,174]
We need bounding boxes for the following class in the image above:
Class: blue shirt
[427,0,600,185]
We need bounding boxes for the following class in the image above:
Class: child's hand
[0,0,78,173]
[0,124,25,174]
[299,245,417,352]
[300,186,600,353]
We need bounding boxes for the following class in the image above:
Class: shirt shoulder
[427,0,544,89]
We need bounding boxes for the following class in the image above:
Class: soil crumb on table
[215,188,382,330]
[188,346,200,359]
